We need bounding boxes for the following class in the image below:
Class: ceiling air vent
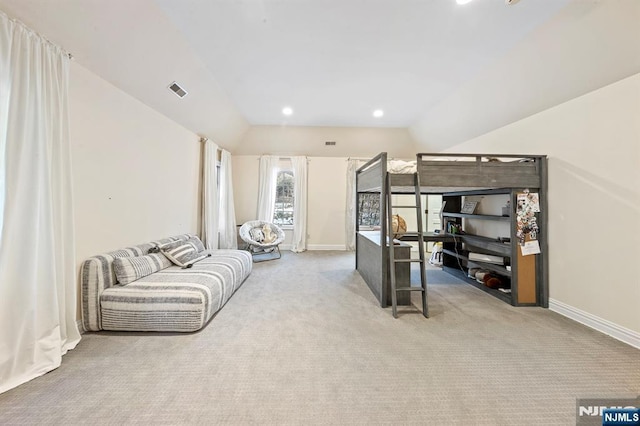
[325,141,336,146]
[168,82,188,98]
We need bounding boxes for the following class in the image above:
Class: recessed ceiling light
[282,106,293,116]
[456,0,473,4]
[373,109,384,118]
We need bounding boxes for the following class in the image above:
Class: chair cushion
[249,228,265,243]
[240,221,286,248]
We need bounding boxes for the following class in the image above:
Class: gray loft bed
[355,152,548,309]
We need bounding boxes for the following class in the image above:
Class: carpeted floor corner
[0,251,638,425]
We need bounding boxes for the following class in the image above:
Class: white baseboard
[549,298,640,349]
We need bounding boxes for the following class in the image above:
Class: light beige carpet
[0,251,638,425]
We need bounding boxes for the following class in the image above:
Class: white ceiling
[0,0,638,151]
[154,0,569,128]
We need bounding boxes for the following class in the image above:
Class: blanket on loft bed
[387,155,534,175]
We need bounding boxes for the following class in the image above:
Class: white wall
[440,73,640,335]
[231,125,419,250]
[70,62,201,270]
[232,156,260,230]
[307,157,348,249]
[233,156,349,250]
[234,125,417,158]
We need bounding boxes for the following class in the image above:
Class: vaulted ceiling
[1,0,638,152]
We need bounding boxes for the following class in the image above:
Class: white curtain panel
[0,12,81,394]
[290,156,308,253]
[345,159,359,251]
[256,155,279,222]
[218,149,237,249]
[201,139,219,250]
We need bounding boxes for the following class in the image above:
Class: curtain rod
[200,137,229,154]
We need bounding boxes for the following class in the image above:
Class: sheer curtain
[0,12,81,394]
[256,155,279,222]
[345,159,360,251]
[218,149,237,249]
[201,139,219,250]
[290,156,308,253]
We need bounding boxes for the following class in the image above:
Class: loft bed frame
[355,152,548,310]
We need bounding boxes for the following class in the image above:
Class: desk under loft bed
[355,152,548,311]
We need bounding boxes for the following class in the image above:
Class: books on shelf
[468,252,504,265]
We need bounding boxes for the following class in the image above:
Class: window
[358,193,381,228]
[273,170,294,226]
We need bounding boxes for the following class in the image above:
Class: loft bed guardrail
[357,152,546,194]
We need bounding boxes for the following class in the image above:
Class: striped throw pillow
[148,236,205,254]
[187,236,206,252]
[160,240,209,268]
[113,253,172,285]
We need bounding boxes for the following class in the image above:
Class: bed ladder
[386,172,429,318]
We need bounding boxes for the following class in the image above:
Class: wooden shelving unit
[445,267,513,304]
[441,188,545,307]
[441,212,510,222]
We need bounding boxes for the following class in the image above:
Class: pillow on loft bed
[388,160,417,174]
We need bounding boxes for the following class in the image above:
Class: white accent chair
[239,220,286,262]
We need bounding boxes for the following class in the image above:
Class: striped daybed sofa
[81,234,252,332]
